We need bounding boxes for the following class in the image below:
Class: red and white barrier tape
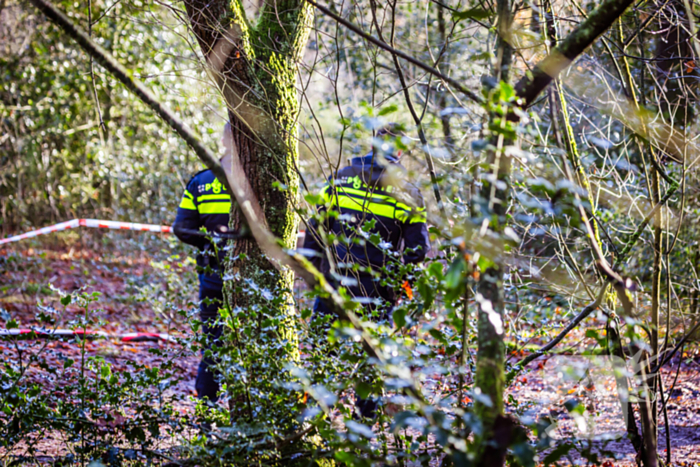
[0,219,172,245]
[0,328,177,343]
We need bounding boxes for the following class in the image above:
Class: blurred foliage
[0,0,224,233]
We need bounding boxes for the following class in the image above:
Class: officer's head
[374,123,407,159]
[221,122,234,156]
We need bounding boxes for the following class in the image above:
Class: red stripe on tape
[73,330,103,335]
[3,218,172,244]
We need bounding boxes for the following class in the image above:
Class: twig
[305,0,484,104]
[614,182,680,267]
[658,371,671,465]
[505,285,606,383]
[378,0,445,211]
[514,0,637,107]
[87,0,105,133]
[27,0,238,205]
[650,320,700,375]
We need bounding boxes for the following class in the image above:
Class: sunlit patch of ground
[1,240,203,462]
[509,353,700,466]
[1,241,699,465]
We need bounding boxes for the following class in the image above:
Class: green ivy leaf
[393,307,407,329]
[476,255,494,271]
[445,257,466,290]
[361,218,377,232]
[563,398,584,415]
[542,442,574,465]
[378,104,398,116]
[304,193,323,205]
[427,261,444,280]
[301,307,312,320]
[452,8,491,21]
[356,381,372,400]
[429,328,448,345]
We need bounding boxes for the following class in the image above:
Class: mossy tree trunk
[183,0,312,409]
[473,0,513,456]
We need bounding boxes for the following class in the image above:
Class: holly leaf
[453,8,491,21]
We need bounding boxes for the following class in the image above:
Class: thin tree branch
[306,0,484,104]
[615,181,680,267]
[506,285,606,383]
[371,0,445,211]
[650,319,700,375]
[27,0,238,204]
[514,0,637,107]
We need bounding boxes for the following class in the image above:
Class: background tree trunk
[473,0,513,460]
[655,0,695,127]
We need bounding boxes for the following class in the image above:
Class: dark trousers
[196,276,224,402]
[313,274,396,418]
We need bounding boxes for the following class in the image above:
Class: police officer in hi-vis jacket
[173,123,233,403]
[302,124,431,417]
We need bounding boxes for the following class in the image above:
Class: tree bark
[655,0,695,126]
[473,0,513,459]
[183,0,312,412]
[606,318,645,458]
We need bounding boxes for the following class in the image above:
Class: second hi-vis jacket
[173,169,231,283]
[302,152,430,275]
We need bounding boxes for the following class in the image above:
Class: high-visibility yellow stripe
[184,190,194,200]
[396,208,426,222]
[179,197,196,210]
[334,195,395,219]
[319,185,332,203]
[198,202,231,214]
[396,200,426,223]
[408,212,427,223]
[199,194,231,201]
[396,200,425,212]
[338,186,395,203]
[321,185,427,222]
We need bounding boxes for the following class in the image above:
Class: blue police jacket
[302,151,430,276]
[173,169,231,285]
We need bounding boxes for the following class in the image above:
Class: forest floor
[1,239,699,466]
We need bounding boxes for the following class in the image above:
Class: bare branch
[514,0,637,107]
[27,0,238,203]
[306,0,484,104]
